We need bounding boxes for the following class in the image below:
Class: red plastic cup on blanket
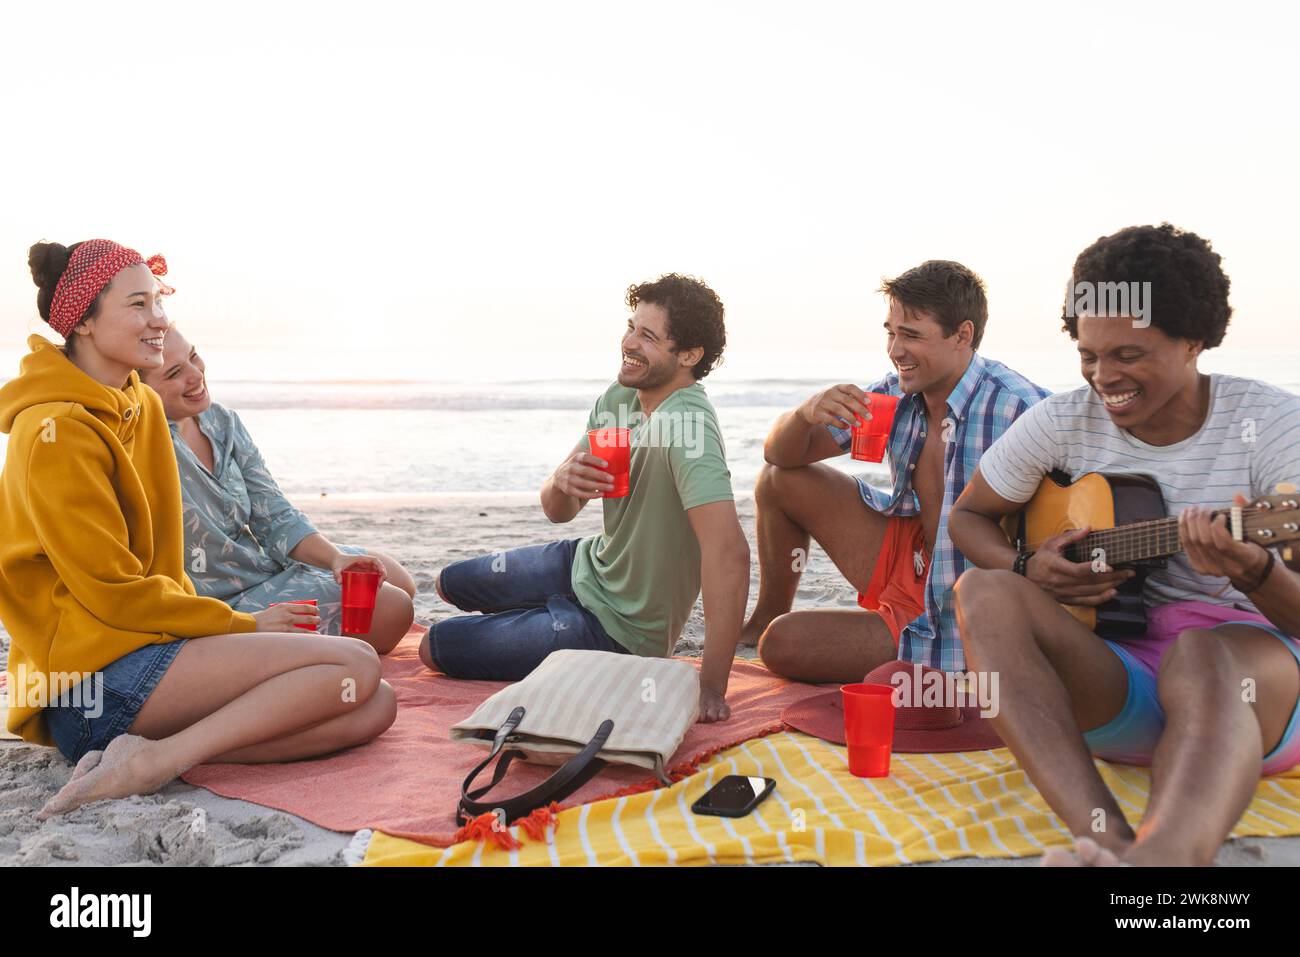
[270,599,318,631]
[341,570,381,635]
[841,683,896,777]
[850,393,901,463]
[588,427,632,498]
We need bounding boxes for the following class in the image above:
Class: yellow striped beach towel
[362,731,1300,866]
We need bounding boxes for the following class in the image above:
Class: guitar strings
[1020,504,1285,557]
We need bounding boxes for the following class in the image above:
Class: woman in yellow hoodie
[0,239,397,818]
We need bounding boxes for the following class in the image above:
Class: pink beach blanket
[181,627,829,847]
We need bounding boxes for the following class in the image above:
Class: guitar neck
[1023,481,1300,568]
[1059,514,1196,566]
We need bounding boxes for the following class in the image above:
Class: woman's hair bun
[29,241,72,291]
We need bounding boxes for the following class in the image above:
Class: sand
[2,493,1298,866]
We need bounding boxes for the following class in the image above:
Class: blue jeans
[44,639,186,764]
[428,538,629,680]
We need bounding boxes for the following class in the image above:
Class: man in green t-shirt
[418,274,749,722]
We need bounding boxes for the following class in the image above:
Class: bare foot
[37,734,178,819]
[739,613,774,648]
[1042,836,1130,867]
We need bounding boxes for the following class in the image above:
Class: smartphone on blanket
[691,775,777,818]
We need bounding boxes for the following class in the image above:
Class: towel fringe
[343,828,374,866]
[667,721,787,781]
[517,802,561,843]
[453,802,562,850]
[453,810,523,851]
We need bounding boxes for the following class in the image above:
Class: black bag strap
[457,706,616,825]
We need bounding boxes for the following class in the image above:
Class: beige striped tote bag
[450,649,699,824]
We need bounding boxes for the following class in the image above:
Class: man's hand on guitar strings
[1026,525,1137,606]
[1179,493,1272,589]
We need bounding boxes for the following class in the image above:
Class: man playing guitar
[948,223,1300,866]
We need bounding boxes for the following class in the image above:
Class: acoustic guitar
[1002,472,1300,638]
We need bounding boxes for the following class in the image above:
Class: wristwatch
[1013,551,1033,577]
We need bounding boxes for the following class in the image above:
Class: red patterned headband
[48,239,173,339]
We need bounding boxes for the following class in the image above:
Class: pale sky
[2,0,1297,375]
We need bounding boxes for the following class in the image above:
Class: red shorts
[857,516,930,644]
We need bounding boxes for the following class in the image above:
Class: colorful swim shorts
[1084,600,1300,776]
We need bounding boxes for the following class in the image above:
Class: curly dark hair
[1062,223,1231,348]
[878,260,988,349]
[625,273,726,380]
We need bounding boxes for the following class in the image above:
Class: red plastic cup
[341,570,381,635]
[841,682,897,777]
[588,427,632,498]
[850,393,901,462]
[270,599,318,631]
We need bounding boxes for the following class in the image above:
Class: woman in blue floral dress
[140,327,416,654]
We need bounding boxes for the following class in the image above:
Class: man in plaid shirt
[742,260,1050,677]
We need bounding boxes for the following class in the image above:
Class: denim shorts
[428,538,629,680]
[43,640,187,764]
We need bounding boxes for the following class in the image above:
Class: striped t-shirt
[978,373,1300,614]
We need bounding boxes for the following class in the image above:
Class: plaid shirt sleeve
[898,363,1052,672]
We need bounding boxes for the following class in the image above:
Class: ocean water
[1,346,1297,499]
